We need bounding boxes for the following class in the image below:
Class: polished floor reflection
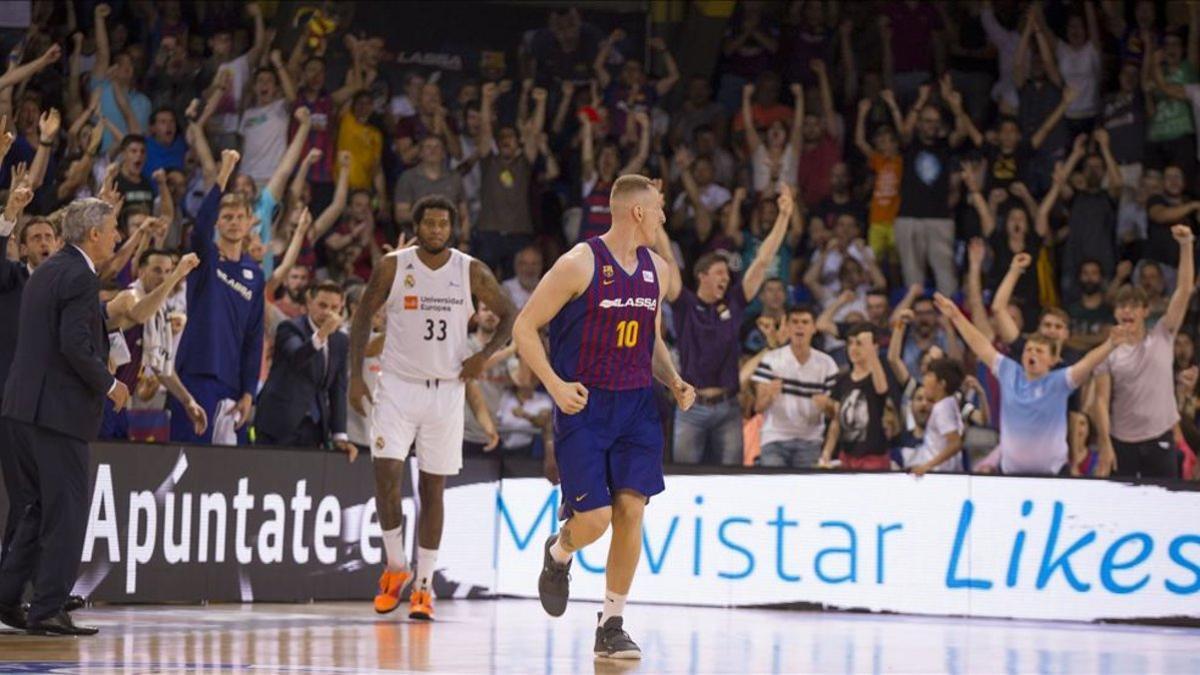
[0,599,1197,673]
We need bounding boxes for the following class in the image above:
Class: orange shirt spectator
[868,153,903,225]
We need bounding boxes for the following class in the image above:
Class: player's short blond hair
[609,174,656,206]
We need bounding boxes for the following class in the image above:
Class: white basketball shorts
[369,373,465,476]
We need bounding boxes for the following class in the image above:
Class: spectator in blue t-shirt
[172,149,264,445]
[143,108,188,179]
[91,4,152,153]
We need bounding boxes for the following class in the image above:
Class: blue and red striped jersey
[549,238,659,391]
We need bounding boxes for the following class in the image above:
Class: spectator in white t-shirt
[203,4,267,150]
[239,50,298,186]
[502,245,543,310]
[1095,225,1195,478]
[751,306,839,468]
[910,358,965,475]
[497,383,554,453]
[1051,3,1103,129]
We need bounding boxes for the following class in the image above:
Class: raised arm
[789,82,806,155]
[965,237,996,342]
[93,4,112,78]
[579,112,596,183]
[942,75,982,147]
[887,310,912,384]
[1163,225,1196,334]
[1092,127,1125,200]
[811,60,839,140]
[742,185,794,301]
[1032,10,1063,87]
[593,30,622,89]
[267,208,312,297]
[651,37,680,97]
[478,82,498,158]
[111,253,200,329]
[186,120,217,186]
[1013,9,1036,89]
[853,98,874,157]
[243,4,266,66]
[313,152,351,239]
[621,110,651,175]
[0,44,61,92]
[271,50,297,104]
[934,292,1000,370]
[1068,326,1127,386]
[290,148,320,205]
[990,253,1030,344]
[265,107,312,202]
[1031,86,1076,149]
[900,85,931,144]
[28,108,60,190]
[740,83,763,153]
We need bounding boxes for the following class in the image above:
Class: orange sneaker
[409,588,434,621]
[374,569,413,614]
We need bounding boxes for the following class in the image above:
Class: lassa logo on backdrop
[493,475,1200,622]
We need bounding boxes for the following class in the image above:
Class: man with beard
[274,264,312,320]
[1066,260,1114,350]
[349,195,514,621]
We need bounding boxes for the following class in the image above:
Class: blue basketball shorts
[553,386,664,519]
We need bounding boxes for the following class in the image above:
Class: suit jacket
[256,315,348,444]
[1,245,114,441]
[0,232,32,400]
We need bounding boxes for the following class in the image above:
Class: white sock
[415,546,439,590]
[382,527,408,572]
[549,534,572,564]
[599,590,627,625]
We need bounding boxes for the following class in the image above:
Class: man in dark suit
[0,186,60,566]
[256,281,355,458]
[0,198,130,636]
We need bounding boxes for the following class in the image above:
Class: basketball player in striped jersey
[513,174,696,658]
[349,195,514,620]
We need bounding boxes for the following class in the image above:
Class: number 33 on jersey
[383,247,476,380]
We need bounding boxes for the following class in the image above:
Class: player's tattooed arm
[349,254,397,415]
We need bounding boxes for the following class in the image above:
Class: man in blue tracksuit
[171,149,264,444]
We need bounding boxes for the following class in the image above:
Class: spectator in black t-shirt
[894,84,965,296]
[812,162,866,232]
[1066,259,1114,351]
[1147,164,1200,275]
[115,135,156,217]
[819,323,891,471]
[1100,61,1147,199]
[1048,132,1123,301]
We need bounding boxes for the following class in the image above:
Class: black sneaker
[538,534,571,617]
[594,613,641,659]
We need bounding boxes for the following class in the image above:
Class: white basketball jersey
[381,247,476,380]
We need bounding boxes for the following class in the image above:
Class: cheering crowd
[2,1,1200,481]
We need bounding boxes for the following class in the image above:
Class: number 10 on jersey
[616,320,639,348]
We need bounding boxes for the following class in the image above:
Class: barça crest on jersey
[404,295,418,310]
[603,264,614,279]
[642,270,655,283]
[404,274,415,289]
